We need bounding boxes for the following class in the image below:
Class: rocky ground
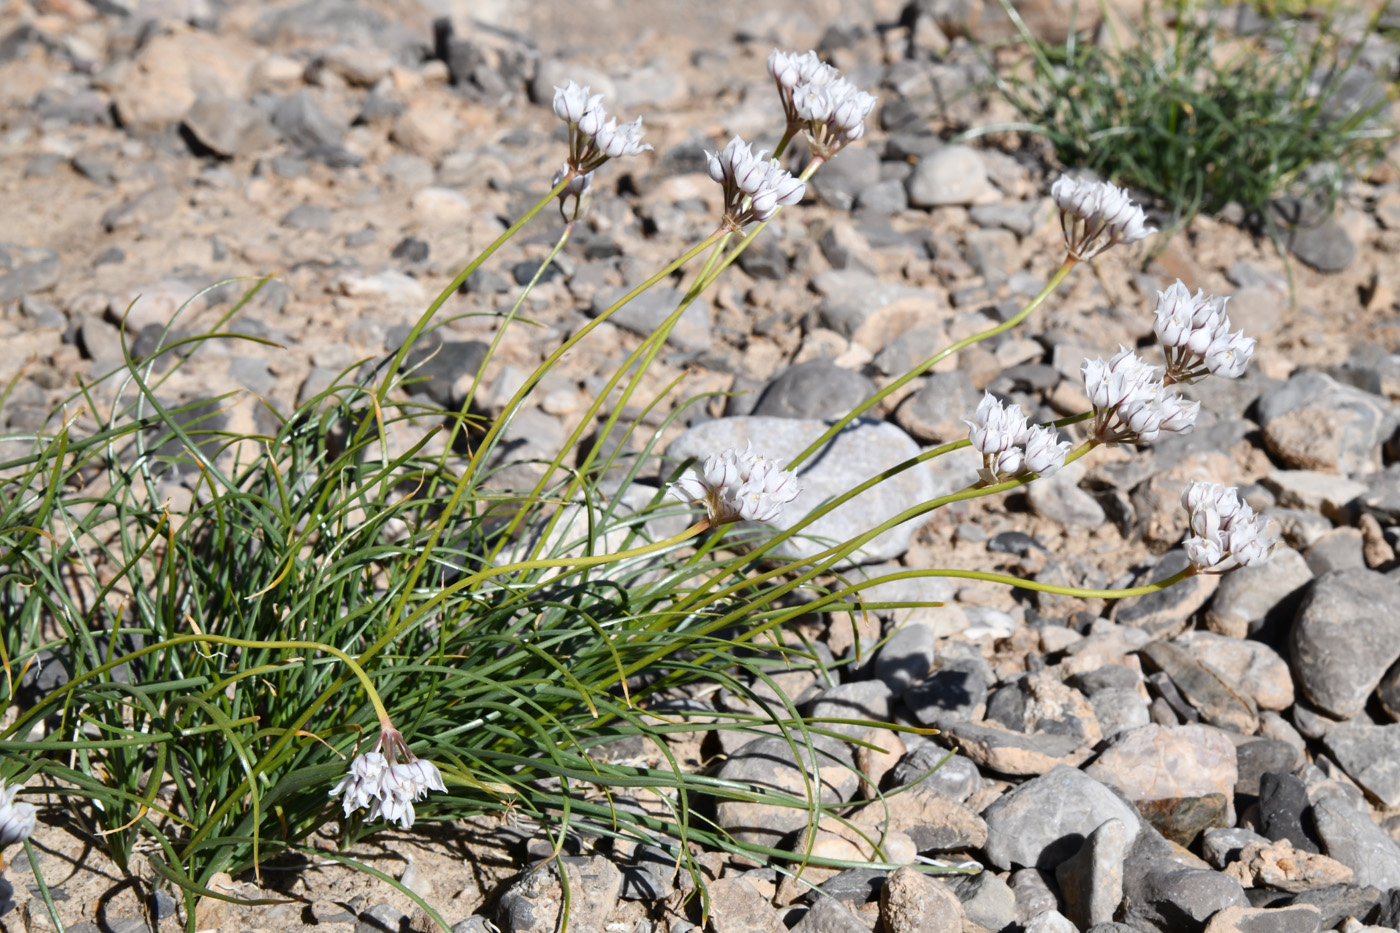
[3,0,1400,931]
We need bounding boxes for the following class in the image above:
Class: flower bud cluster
[1052,175,1155,260]
[0,781,36,847]
[1082,348,1200,445]
[1181,481,1277,571]
[669,442,802,525]
[1152,281,1256,384]
[965,393,1072,484]
[768,50,876,159]
[331,728,446,830]
[552,80,651,176]
[706,136,806,228]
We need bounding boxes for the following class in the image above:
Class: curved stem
[448,222,575,456]
[785,255,1080,470]
[373,176,571,409]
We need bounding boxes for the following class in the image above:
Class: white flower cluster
[706,136,806,227]
[668,442,802,525]
[1051,175,1156,260]
[0,781,36,847]
[331,730,446,830]
[552,80,651,175]
[1153,281,1256,383]
[1082,348,1200,445]
[768,49,876,158]
[1181,481,1277,571]
[965,393,1072,484]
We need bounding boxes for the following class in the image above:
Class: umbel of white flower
[1152,280,1256,383]
[1181,481,1277,571]
[767,49,876,159]
[552,80,651,175]
[0,781,37,847]
[668,443,802,525]
[1052,175,1155,260]
[965,393,1072,484]
[330,728,446,830]
[1082,348,1199,445]
[706,136,805,228]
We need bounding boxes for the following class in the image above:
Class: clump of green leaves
[986,0,1396,234]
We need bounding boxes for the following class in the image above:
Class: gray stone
[969,202,1036,236]
[1203,545,1312,641]
[894,371,981,444]
[589,286,712,352]
[1263,470,1369,519]
[1111,549,1216,639]
[871,322,953,377]
[1256,371,1397,477]
[281,204,332,230]
[1288,220,1357,273]
[1280,884,1381,929]
[1258,772,1319,853]
[1089,687,1152,739]
[808,270,924,337]
[101,185,179,232]
[1290,568,1400,719]
[810,146,882,212]
[356,902,407,933]
[1027,461,1107,528]
[752,360,877,421]
[981,765,1142,870]
[0,256,61,304]
[904,661,988,727]
[1302,527,1366,575]
[1232,738,1300,797]
[182,96,276,157]
[1056,818,1130,929]
[874,624,936,696]
[713,734,858,846]
[854,178,909,214]
[1320,721,1400,808]
[905,145,995,207]
[1024,909,1079,933]
[886,745,981,802]
[271,90,347,152]
[1009,868,1060,926]
[1202,827,1271,869]
[664,417,936,565]
[790,897,870,933]
[808,680,894,738]
[942,870,1016,932]
[1119,858,1248,933]
[1140,639,1258,734]
[1200,904,1325,933]
[399,338,490,411]
[1311,793,1400,889]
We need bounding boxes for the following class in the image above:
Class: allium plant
[0,48,1273,932]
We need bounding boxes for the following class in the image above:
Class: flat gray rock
[1311,793,1400,890]
[713,734,858,847]
[1119,858,1248,933]
[981,765,1142,870]
[1056,817,1131,929]
[1256,371,1397,477]
[1290,568,1400,719]
[1202,545,1312,641]
[752,360,876,421]
[1320,721,1400,808]
[589,286,712,352]
[664,417,936,565]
